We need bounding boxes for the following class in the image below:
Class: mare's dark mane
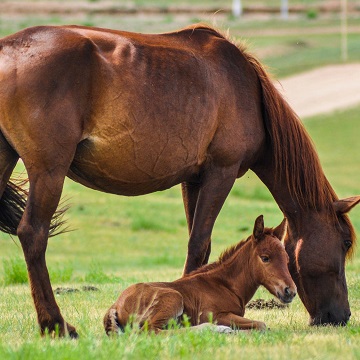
[191,23,358,252]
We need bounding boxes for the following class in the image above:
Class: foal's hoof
[194,323,233,334]
[212,325,233,334]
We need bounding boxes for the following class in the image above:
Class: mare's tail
[0,180,27,235]
[0,178,68,237]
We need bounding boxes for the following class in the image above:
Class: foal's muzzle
[277,286,297,304]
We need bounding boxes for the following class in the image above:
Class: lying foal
[104,215,296,334]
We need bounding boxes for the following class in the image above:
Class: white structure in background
[341,0,348,61]
[281,0,289,19]
[232,0,289,19]
[232,0,242,17]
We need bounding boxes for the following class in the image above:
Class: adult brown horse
[0,24,358,337]
[104,215,296,334]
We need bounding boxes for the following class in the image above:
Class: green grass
[0,105,359,359]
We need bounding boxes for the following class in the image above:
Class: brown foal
[104,216,296,334]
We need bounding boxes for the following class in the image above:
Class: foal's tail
[0,178,68,237]
[104,308,124,335]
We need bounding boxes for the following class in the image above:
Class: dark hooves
[66,322,79,339]
[69,330,79,339]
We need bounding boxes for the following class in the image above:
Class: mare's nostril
[284,287,290,296]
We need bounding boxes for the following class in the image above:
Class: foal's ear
[333,196,360,214]
[253,215,264,241]
[273,218,288,242]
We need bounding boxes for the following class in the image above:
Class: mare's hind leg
[182,164,238,275]
[17,165,77,337]
[14,116,81,337]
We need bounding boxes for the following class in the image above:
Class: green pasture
[0,4,359,359]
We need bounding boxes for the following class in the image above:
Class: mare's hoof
[69,330,79,339]
[66,322,79,339]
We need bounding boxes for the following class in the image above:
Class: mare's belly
[68,135,202,195]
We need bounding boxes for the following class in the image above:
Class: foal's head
[250,215,296,304]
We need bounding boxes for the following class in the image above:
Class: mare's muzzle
[310,309,351,326]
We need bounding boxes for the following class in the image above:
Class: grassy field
[0,5,359,360]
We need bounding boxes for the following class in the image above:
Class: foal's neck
[213,241,260,308]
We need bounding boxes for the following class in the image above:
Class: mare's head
[287,197,360,326]
[250,215,296,304]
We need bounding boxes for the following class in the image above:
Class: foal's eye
[260,256,270,263]
[344,240,352,250]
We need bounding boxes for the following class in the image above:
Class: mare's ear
[333,196,360,214]
[253,215,264,241]
[273,218,287,242]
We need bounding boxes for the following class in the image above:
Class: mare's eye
[344,240,352,250]
[260,256,270,263]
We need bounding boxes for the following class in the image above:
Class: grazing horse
[104,216,296,334]
[0,24,358,337]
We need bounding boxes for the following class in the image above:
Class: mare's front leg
[181,182,211,267]
[216,313,267,331]
[182,164,238,274]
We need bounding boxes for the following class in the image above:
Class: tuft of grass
[2,257,76,286]
[49,263,74,283]
[2,257,28,285]
[306,9,318,19]
[131,216,169,232]
[84,261,119,284]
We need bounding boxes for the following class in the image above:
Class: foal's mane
[186,238,250,277]
[187,227,276,276]
[184,24,356,252]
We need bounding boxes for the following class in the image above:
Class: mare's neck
[252,159,329,241]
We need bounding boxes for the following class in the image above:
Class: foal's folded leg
[216,313,267,331]
[189,323,234,333]
[144,289,184,333]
